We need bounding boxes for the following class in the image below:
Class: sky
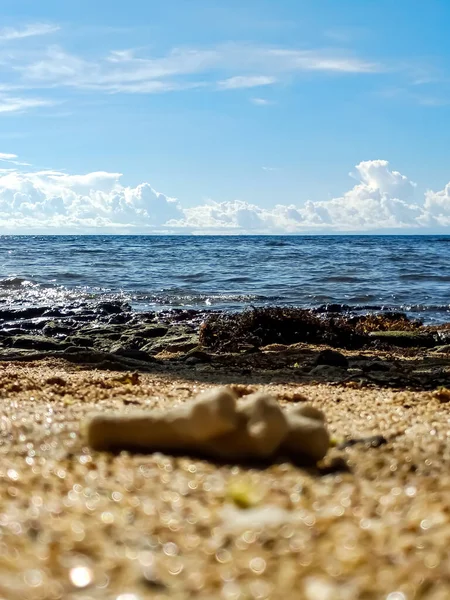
[1,0,450,233]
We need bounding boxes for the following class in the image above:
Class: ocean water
[1,235,450,323]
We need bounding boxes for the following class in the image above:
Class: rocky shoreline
[0,303,449,598]
[2,302,450,391]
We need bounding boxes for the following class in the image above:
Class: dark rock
[141,333,199,355]
[107,313,133,325]
[43,320,78,337]
[96,301,130,315]
[17,319,47,331]
[0,328,24,336]
[432,345,450,353]
[110,346,154,362]
[10,335,67,351]
[315,304,350,314]
[314,349,349,368]
[184,347,212,362]
[135,325,169,339]
[185,356,202,365]
[0,307,48,321]
[65,336,95,348]
[309,364,345,377]
[368,331,436,347]
[363,361,391,372]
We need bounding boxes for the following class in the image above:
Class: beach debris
[200,392,289,459]
[87,387,238,452]
[86,386,329,463]
[281,404,330,461]
[226,478,261,508]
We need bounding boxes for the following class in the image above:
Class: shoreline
[0,304,448,597]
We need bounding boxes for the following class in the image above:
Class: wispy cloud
[0,152,18,160]
[218,75,277,90]
[14,42,380,96]
[0,95,55,114]
[251,97,273,106]
[0,23,60,42]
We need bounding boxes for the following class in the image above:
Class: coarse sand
[0,358,448,599]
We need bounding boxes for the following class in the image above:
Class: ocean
[1,235,450,323]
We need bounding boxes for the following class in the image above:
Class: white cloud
[0,153,18,160]
[0,167,182,232]
[0,23,59,42]
[2,156,450,233]
[218,75,277,90]
[0,95,55,114]
[251,98,272,105]
[12,42,379,95]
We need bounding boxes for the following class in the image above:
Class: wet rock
[184,347,212,362]
[106,312,133,325]
[431,345,450,354]
[135,325,169,339]
[315,303,350,314]
[368,330,435,347]
[43,320,78,337]
[314,349,349,368]
[9,335,67,351]
[65,335,95,348]
[110,346,154,362]
[141,333,199,355]
[0,307,48,321]
[96,301,131,315]
[309,364,345,377]
[363,361,391,372]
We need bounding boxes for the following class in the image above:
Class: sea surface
[1,235,450,323]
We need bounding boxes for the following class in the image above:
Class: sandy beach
[0,337,448,599]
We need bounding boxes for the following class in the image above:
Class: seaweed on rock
[199,307,422,352]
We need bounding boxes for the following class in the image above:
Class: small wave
[0,277,36,289]
[225,276,254,283]
[399,304,450,313]
[264,240,290,247]
[399,274,450,282]
[320,276,361,283]
[175,273,210,283]
[133,292,267,307]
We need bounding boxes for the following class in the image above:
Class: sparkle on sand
[0,359,448,599]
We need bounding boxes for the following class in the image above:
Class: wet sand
[0,356,448,599]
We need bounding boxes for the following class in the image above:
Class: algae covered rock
[368,330,435,347]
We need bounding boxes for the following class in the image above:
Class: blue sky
[1,0,450,233]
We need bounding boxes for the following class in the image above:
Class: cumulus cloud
[0,167,182,232]
[1,156,450,233]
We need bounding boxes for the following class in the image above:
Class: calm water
[1,235,450,322]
